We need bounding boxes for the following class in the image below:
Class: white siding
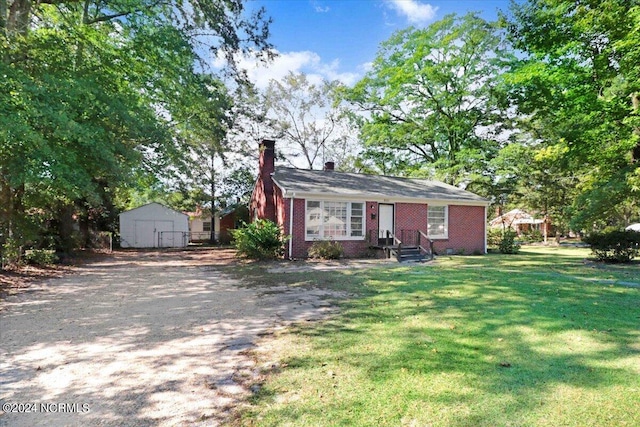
[119,203,189,248]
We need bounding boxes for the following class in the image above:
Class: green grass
[234,247,640,427]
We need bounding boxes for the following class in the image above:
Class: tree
[172,76,234,244]
[503,0,640,230]
[264,72,356,170]
[219,166,256,206]
[491,143,579,238]
[0,0,272,254]
[345,13,514,184]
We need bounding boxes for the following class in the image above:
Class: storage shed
[119,203,189,248]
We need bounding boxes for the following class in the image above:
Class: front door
[378,204,394,245]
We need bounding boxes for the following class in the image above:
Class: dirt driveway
[0,249,341,426]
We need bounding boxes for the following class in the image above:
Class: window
[306,201,365,240]
[203,221,212,232]
[428,205,448,238]
[306,201,322,237]
[350,203,363,237]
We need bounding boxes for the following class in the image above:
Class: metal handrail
[418,230,435,260]
[392,232,403,261]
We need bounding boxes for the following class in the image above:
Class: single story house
[489,209,552,239]
[119,202,189,248]
[186,204,249,244]
[250,140,490,259]
[186,207,221,242]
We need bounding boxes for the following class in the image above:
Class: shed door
[378,204,394,245]
[134,220,175,248]
[135,220,156,248]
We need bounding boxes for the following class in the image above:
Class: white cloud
[385,0,438,24]
[215,50,361,89]
[359,62,374,74]
[311,1,330,13]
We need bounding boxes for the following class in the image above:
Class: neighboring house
[186,207,220,242]
[489,209,552,239]
[119,203,189,248]
[218,204,250,244]
[250,139,490,259]
[186,205,249,244]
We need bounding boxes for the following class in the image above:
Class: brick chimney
[259,139,275,177]
[257,139,276,221]
[324,161,335,171]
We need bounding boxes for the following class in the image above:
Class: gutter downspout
[484,205,488,254]
[289,193,295,259]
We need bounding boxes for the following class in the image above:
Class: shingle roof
[271,167,489,204]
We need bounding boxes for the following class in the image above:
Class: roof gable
[271,168,488,204]
[119,202,188,218]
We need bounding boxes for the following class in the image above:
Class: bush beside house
[231,220,289,260]
[307,240,344,259]
[583,230,640,263]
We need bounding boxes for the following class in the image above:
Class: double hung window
[427,205,448,239]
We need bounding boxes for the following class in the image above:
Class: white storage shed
[119,203,189,248]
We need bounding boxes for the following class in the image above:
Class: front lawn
[236,247,640,427]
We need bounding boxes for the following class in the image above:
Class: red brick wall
[219,214,234,244]
[249,140,276,222]
[395,203,428,237]
[286,198,373,259]
[366,201,378,242]
[431,205,486,255]
[283,199,486,258]
[250,177,265,220]
[289,198,306,258]
[274,186,287,228]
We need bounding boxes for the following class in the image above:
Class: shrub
[498,230,521,254]
[487,228,503,248]
[24,249,58,266]
[521,229,544,243]
[1,237,23,268]
[308,240,344,260]
[230,220,289,260]
[583,230,640,263]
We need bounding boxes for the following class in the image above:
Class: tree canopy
[503,0,640,229]
[263,72,355,170]
[0,0,272,253]
[2,0,639,260]
[345,13,514,184]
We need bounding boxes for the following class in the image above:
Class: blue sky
[236,0,514,88]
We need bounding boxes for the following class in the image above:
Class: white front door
[379,204,394,244]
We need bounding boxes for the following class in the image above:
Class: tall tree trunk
[0,172,14,241]
[209,151,217,244]
[57,204,76,254]
[1,0,7,31]
[7,0,32,35]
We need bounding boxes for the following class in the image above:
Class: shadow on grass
[243,248,640,426]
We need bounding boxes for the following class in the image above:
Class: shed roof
[119,202,188,218]
[271,167,489,204]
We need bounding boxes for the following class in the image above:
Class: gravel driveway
[0,250,339,426]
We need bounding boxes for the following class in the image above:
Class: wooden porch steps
[388,245,428,263]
